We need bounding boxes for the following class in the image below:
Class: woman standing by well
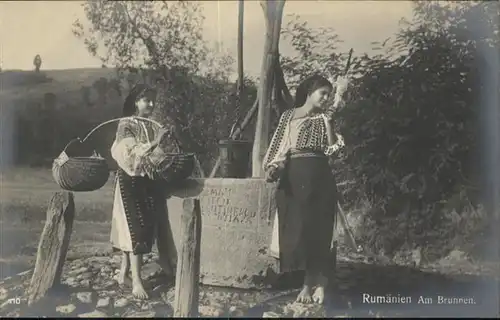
[110,84,177,299]
[263,74,349,304]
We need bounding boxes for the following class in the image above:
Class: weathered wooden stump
[173,198,202,317]
[27,192,75,306]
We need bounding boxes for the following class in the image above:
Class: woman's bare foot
[312,286,325,304]
[132,281,149,299]
[130,253,148,299]
[132,280,149,299]
[296,285,312,303]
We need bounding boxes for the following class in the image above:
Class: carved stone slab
[167,178,279,288]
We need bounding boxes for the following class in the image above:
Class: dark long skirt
[276,153,338,276]
[117,169,166,255]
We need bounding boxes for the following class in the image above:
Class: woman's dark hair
[122,83,157,116]
[293,74,333,108]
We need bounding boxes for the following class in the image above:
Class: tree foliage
[73,1,256,170]
[280,14,348,91]
[279,1,499,258]
[73,1,205,73]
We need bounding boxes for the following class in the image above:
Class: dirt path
[1,248,498,318]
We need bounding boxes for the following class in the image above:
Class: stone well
[167,178,279,289]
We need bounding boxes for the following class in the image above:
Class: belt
[289,148,326,159]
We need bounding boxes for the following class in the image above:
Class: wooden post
[252,0,286,177]
[28,192,75,306]
[237,0,244,99]
[174,198,202,317]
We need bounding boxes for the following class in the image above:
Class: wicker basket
[52,116,199,192]
[52,139,110,192]
[147,149,196,184]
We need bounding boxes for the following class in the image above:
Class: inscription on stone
[207,187,233,197]
[200,186,258,226]
[166,178,278,288]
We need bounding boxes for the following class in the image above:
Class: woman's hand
[325,134,345,155]
[335,133,345,148]
[147,127,169,152]
[265,163,284,182]
[325,145,338,156]
[265,166,277,182]
[335,76,350,97]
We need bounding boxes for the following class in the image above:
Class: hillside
[1,68,116,92]
[0,67,254,169]
[0,68,124,117]
[0,68,134,167]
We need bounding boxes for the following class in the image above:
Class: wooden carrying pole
[173,198,202,317]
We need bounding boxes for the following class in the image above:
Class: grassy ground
[0,167,116,279]
[1,167,115,222]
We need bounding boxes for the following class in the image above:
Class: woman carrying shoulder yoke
[110,84,178,299]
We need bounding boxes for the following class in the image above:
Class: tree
[252,0,287,177]
[280,14,347,89]
[72,1,222,79]
[73,0,250,170]
[33,54,42,73]
[348,1,499,256]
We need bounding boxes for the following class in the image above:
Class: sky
[0,1,414,78]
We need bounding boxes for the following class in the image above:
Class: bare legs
[118,251,148,299]
[118,251,131,286]
[130,253,148,299]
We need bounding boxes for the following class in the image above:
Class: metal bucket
[218,139,252,178]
